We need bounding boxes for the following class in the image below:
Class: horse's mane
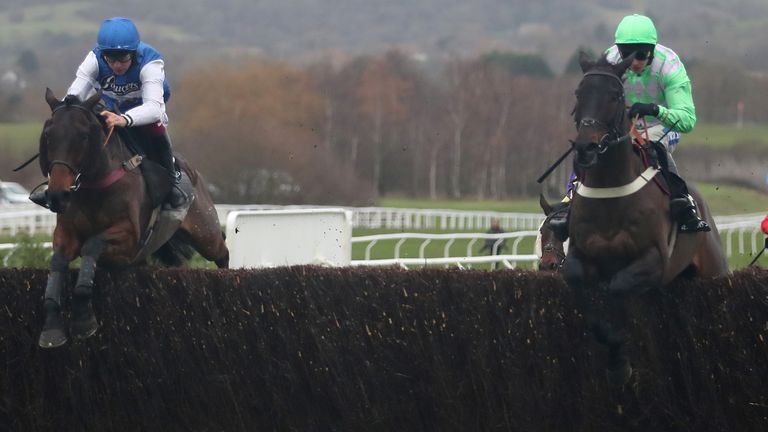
[60,94,108,128]
[62,94,81,106]
[593,54,613,70]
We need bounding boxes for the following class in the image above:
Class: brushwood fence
[1,267,766,431]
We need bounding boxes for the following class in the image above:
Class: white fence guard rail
[0,210,58,236]
[350,231,539,269]
[2,204,768,268]
[3,203,766,235]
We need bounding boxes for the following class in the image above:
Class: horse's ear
[613,54,634,78]
[539,193,554,216]
[84,90,103,110]
[578,51,595,73]
[45,88,61,111]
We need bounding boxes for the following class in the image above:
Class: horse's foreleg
[598,248,664,385]
[563,252,635,386]
[562,253,594,328]
[38,251,71,348]
[608,248,664,295]
[70,236,106,340]
[563,254,608,359]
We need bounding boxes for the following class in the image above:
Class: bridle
[539,207,568,269]
[571,70,631,156]
[45,103,108,192]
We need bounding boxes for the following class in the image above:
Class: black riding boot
[548,202,571,242]
[153,131,189,208]
[670,193,711,233]
[652,146,710,233]
[663,170,710,233]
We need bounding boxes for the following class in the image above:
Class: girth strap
[80,155,143,189]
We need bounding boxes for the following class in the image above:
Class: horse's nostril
[48,191,72,213]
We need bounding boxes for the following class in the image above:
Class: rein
[43,104,134,191]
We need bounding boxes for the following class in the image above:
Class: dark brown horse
[537,194,567,271]
[37,89,229,348]
[562,54,728,384]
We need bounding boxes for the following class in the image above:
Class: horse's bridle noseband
[47,160,83,192]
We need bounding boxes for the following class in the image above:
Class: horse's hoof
[71,316,99,340]
[606,361,633,387]
[38,328,68,349]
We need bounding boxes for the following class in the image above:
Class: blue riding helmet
[97,17,140,51]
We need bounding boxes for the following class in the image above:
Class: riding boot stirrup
[671,194,711,233]
[166,171,190,208]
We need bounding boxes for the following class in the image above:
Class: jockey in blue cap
[35,17,188,209]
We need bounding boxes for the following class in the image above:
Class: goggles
[617,44,654,61]
[102,52,133,64]
[622,50,650,61]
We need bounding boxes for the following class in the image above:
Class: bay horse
[536,194,567,272]
[37,89,229,348]
[562,53,728,384]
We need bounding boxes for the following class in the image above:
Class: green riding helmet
[614,14,658,45]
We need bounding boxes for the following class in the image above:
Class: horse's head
[570,52,634,168]
[39,88,106,213]
[536,194,567,271]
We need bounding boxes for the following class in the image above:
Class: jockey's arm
[657,72,697,133]
[120,60,167,127]
[66,52,100,101]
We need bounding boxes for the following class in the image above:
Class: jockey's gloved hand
[764,236,768,250]
[628,102,659,119]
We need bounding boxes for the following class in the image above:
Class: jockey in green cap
[549,14,709,241]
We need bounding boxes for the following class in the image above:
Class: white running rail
[2,203,767,268]
[2,204,548,234]
[4,203,765,235]
[350,231,540,269]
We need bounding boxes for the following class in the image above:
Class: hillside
[1,0,767,82]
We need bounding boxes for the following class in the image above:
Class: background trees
[3,47,767,204]
[166,51,582,203]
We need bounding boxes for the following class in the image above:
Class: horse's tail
[153,230,196,267]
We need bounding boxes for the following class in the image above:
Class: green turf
[350,226,763,271]
[377,197,543,213]
[0,122,42,156]
[0,225,762,271]
[685,124,768,149]
[697,183,768,215]
[377,182,768,217]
